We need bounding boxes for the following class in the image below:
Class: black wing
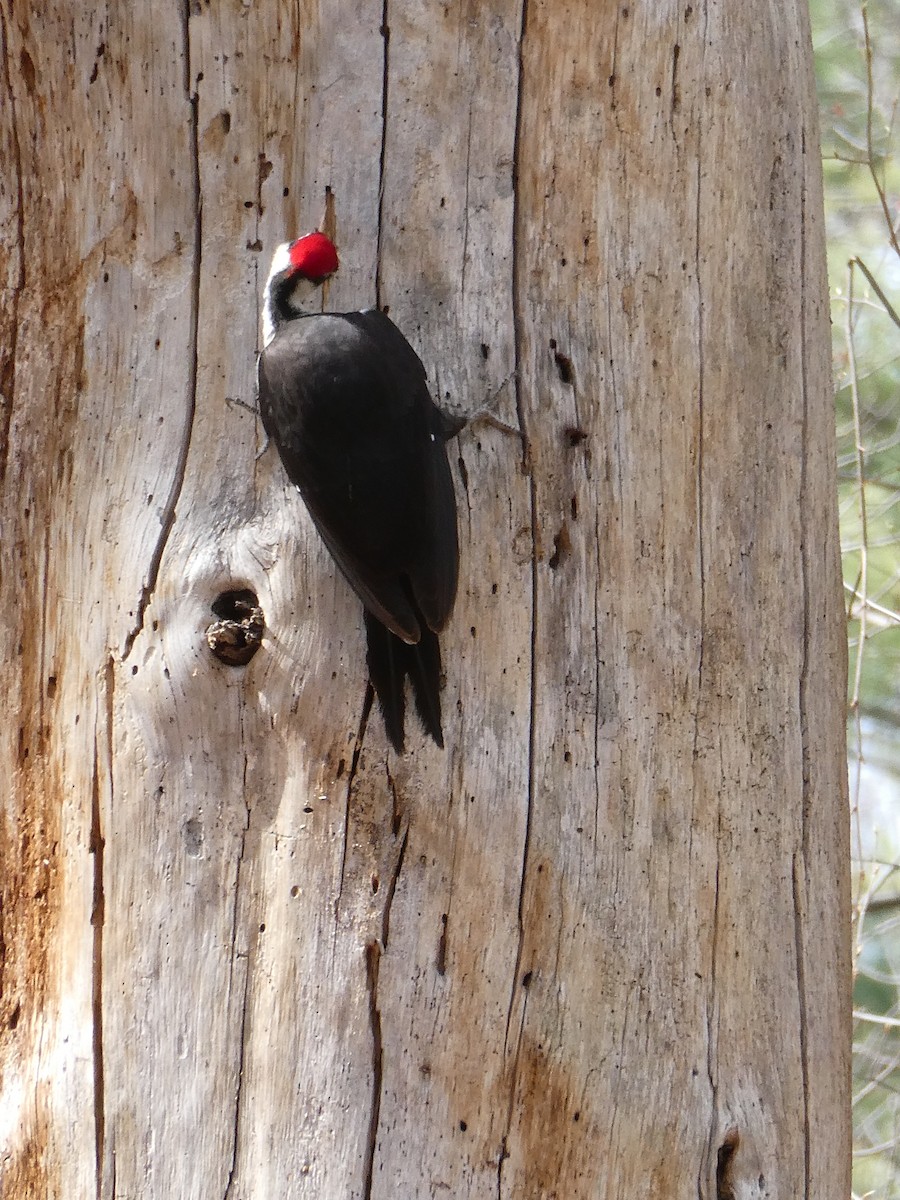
[258,311,458,643]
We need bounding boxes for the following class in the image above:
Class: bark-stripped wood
[1,1,849,1197]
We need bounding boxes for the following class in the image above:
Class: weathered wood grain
[0,1,849,1197]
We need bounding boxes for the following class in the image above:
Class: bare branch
[862,7,900,260]
[853,256,900,333]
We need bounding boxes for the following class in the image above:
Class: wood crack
[335,684,374,921]
[609,9,623,134]
[461,102,473,301]
[381,821,408,951]
[123,2,200,660]
[691,90,720,1200]
[374,0,390,309]
[691,138,711,1200]
[795,123,812,1200]
[498,8,532,1192]
[605,277,624,505]
[0,2,25,486]
[792,855,811,1200]
[223,737,252,1200]
[700,849,721,1199]
[497,988,527,1200]
[222,956,252,1200]
[505,0,534,1015]
[592,576,601,848]
[90,659,114,1199]
[669,41,681,135]
[361,803,406,1196]
[692,0,708,743]
[362,941,383,1200]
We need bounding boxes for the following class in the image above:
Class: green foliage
[813,0,900,742]
[812,1,900,1193]
[853,909,900,1198]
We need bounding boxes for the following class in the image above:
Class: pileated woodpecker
[258,232,459,753]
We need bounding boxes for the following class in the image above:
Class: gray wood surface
[0,1,849,1196]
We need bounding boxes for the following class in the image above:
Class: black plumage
[258,277,458,753]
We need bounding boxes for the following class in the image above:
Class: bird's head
[262,232,340,346]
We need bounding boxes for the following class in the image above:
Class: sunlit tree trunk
[0,1,849,1196]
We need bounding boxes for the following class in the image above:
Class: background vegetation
[812,0,900,1192]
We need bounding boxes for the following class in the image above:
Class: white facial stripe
[262,242,292,348]
[267,242,292,283]
[262,238,331,346]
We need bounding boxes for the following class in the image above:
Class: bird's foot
[226,395,259,416]
[226,396,270,459]
[440,370,522,440]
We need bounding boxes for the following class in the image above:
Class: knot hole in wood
[206,589,265,666]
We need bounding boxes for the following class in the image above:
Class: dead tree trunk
[1,1,849,1196]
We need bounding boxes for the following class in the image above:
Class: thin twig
[846,260,871,967]
[844,582,900,627]
[847,260,871,713]
[854,1011,900,1029]
[862,7,900,260]
[853,256,900,333]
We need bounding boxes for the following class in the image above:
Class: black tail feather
[364,612,406,752]
[405,624,444,749]
[364,611,444,753]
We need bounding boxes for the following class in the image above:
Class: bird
[257,231,459,753]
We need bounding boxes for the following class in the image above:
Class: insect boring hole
[715,1128,740,1200]
[206,588,265,667]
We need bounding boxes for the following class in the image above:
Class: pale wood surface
[1,1,849,1197]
